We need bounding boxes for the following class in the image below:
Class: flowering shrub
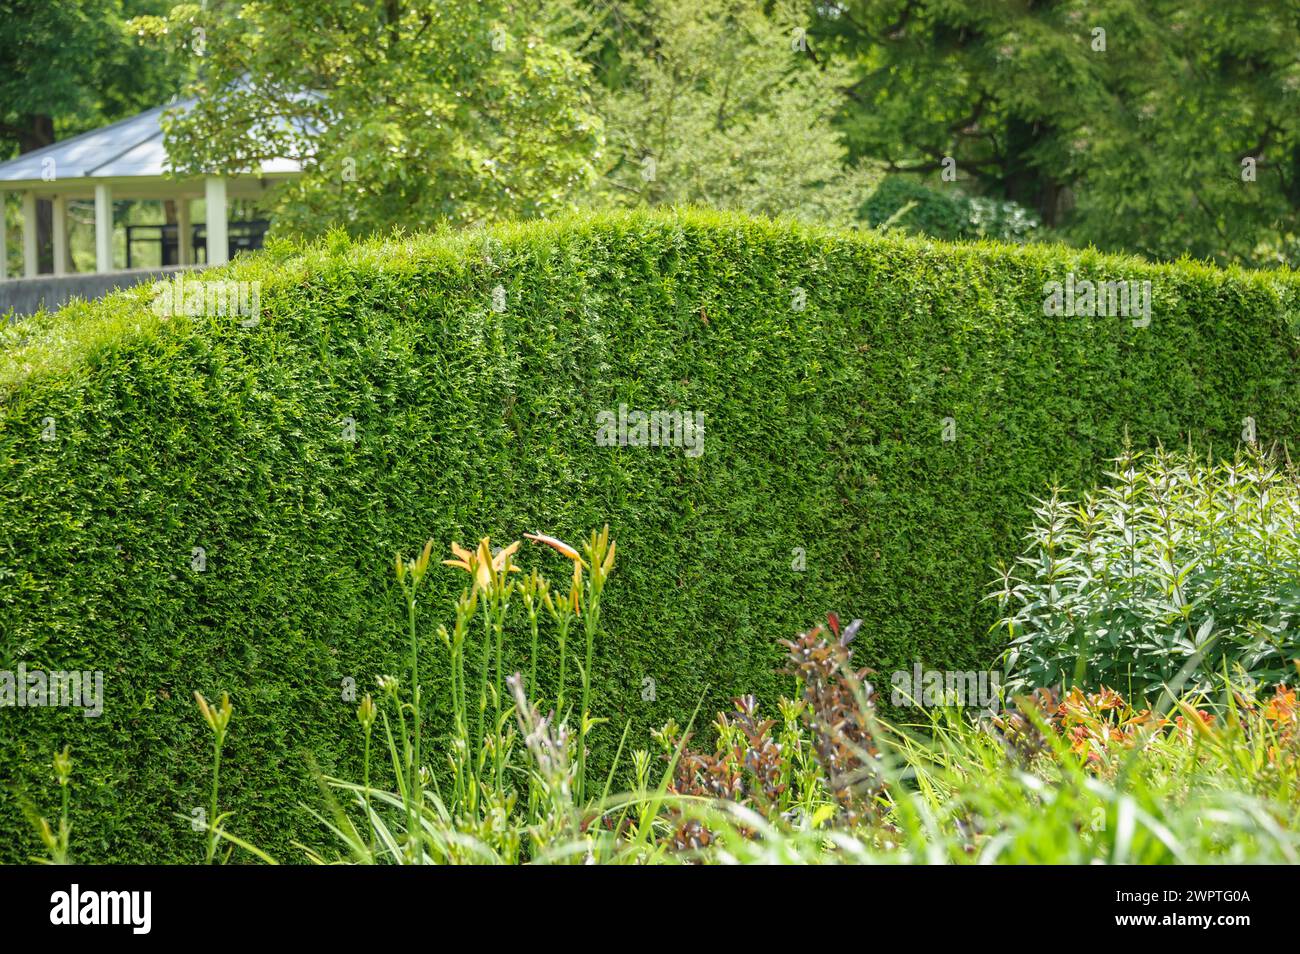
[995,680,1299,776]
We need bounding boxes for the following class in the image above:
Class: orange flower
[1263,686,1297,726]
[492,540,521,573]
[524,532,587,568]
[1091,687,1124,712]
[525,532,587,612]
[443,537,521,592]
[442,542,476,574]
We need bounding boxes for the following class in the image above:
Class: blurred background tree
[133,0,604,237]
[589,0,878,226]
[815,0,1300,265]
[7,0,1299,265]
[0,0,176,271]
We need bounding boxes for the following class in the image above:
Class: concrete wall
[1,265,203,319]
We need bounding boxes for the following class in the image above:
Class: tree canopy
[816,0,1300,265]
[133,0,604,236]
[9,0,1300,266]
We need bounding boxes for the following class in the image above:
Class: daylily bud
[524,532,587,567]
[357,693,377,731]
[194,690,232,735]
[37,817,56,852]
[410,538,433,583]
[195,690,216,731]
[53,746,72,786]
[216,691,233,733]
[570,561,582,613]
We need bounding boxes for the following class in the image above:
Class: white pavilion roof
[0,98,302,188]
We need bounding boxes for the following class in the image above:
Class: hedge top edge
[2,206,1297,398]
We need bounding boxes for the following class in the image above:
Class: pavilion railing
[124,219,271,268]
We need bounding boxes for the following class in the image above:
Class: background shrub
[994,448,1300,699]
[1,209,1298,862]
[859,176,1041,243]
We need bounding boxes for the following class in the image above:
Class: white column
[52,195,68,276]
[177,197,192,266]
[22,190,38,278]
[204,176,228,265]
[0,191,7,281]
[94,183,113,273]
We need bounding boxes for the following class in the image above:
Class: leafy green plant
[657,693,839,849]
[860,176,1041,242]
[992,447,1300,700]
[187,690,276,864]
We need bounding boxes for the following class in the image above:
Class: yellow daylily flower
[493,540,521,572]
[442,541,476,573]
[443,537,521,592]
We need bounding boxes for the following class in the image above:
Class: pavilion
[0,97,300,282]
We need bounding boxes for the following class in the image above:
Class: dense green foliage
[11,1,1300,266]
[134,0,603,235]
[0,0,174,160]
[592,0,875,225]
[100,0,1300,264]
[816,0,1300,267]
[2,209,1299,862]
[995,449,1300,699]
[859,176,1040,243]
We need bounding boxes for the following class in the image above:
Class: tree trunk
[1002,117,1065,227]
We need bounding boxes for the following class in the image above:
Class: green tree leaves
[149,0,604,237]
[594,0,877,224]
[819,0,1300,266]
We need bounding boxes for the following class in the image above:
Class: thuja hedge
[1,209,1298,862]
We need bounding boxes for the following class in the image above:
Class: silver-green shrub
[993,448,1300,699]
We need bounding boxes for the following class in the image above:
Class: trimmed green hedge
[2,209,1298,862]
